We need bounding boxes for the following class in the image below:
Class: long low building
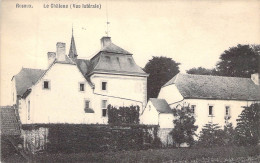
[141,73,260,140]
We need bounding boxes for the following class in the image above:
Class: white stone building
[11,34,148,125]
[142,73,260,134]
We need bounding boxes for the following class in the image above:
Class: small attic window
[43,81,50,89]
[105,56,111,62]
[128,58,133,65]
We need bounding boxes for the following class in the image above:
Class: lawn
[33,146,259,163]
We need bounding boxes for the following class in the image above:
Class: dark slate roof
[75,41,147,77]
[150,98,172,113]
[14,68,46,96]
[74,59,94,87]
[163,73,260,101]
[68,35,78,59]
[89,53,148,76]
[0,106,21,136]
[100,42,132,55]
[56,56,76,65]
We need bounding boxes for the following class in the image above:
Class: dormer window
[43,81,50,89]
[102,82,107,91]
[79,83,85,92]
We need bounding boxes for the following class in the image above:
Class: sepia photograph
[0,0,259,162]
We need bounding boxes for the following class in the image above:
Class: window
[28,100,30,120]
[225,106,230,116]
[79,83,85,91]
[101,100,108,117]
[102,82,107,91]
[191,105,196,114]
[43,81,50,89]
[102,109,107,117]
[209,105,213,116]
[85,100,90,108]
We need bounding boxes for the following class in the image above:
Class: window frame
[79,82,85,92]
[208,105,214,117]
[43,80,51,90]
[190,105,196,115]
[225,106,231,116]
[101,99,108,117]
[101,81,107,91]
[85,100,90,109]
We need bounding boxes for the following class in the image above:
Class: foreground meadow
[32,146,259,162]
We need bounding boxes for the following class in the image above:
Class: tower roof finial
[68,25,78,59]
[105,0,110,36]
[72,23,74,36]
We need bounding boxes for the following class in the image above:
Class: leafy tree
[144,56,180,99]
[198,123,225,147]
[186,67,217,75]
[216,44,260,78]
[107,105,140,125]
[235,103,260,146]
[169,104,198,147]
[223,123,236,146]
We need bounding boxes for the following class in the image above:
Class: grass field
[32,146,259,163]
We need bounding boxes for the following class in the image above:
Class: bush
[108,105,140,125]
[23,124,160,153]
[235,103,260,146]
[169,104,198,147]
[197,123,225,147]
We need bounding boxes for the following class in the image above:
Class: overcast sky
[1,0,260,105]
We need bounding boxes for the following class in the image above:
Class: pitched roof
[100,42,132,55]
[89,53,147,76]
[0,106,21,136]
[68,34,78,59]
[150,98,172,113]
[14,68,46,96]
[163,73,260,101]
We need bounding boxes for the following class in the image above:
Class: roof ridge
[183,73,251,79]
[22,67,46,71]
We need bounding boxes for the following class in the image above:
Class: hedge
[22,124,160,153]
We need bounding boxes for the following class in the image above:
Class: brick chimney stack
[251,73,259,85]
[56,42,66,61]
[47,52,56,65]
[100,36,111,48]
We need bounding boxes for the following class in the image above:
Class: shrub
[22,124,160,153]
[108,105,140,125]
[197,123,225,147]
[235,103,260,146]
[169,104,198,147]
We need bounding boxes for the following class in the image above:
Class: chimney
[251,73,259,85]
[100,36,111,48]
[56,42,66,61]
[47,52,56,65]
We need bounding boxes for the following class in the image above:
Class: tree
[169,104,198,147]
[216,44,260,78]
[186,67,217,75]
[235,103,260,146]
[223,123,236,146]
[197,123,225,147]
[144,56,180,99]
[107,105,140,125]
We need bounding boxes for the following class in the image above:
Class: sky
[1,0,260,105]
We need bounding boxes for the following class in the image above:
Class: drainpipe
[92,87,144,112]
